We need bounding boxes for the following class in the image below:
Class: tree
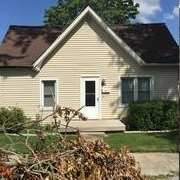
[44,0,139,26]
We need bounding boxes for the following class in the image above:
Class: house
[0,7,178,131]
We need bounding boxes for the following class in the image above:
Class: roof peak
[0,6,177,68]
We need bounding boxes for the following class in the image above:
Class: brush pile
[0,106,145,179]
[0,136,145,180]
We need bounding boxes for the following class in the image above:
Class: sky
[0,0,179,43]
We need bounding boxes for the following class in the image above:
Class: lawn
[0,131,178,153]
[0,134,75,154]
[104,131,179,152]
[146,173,178,180]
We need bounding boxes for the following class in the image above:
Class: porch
[60,119,126,132]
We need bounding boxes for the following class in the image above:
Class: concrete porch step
[60,119,125,132]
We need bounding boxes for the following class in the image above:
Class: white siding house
[0,7,178,131]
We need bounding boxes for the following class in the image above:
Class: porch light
[101,78,106,86]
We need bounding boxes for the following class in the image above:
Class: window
[121,77,152,104]
[85,81,96,106]
[138,77,150,101]
[121,78,134,104]
[41,80,57,108]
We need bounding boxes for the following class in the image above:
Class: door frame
[80,75,101,119]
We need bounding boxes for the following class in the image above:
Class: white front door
[80,77,100,119]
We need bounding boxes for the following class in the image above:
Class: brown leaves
[55,106,87,122]
[0,106,145,179]
[55,137,145,180]
[0,136,145,180]
[0,164,12,180]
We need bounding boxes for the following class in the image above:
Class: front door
[81,77,100,119]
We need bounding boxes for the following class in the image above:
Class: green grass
[146,173,176,180]
[104,131,179,152]
[0,134,76,154]
[0,131,178,153]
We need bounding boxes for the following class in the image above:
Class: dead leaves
[0,136,145,180]
[0,106,145,179]
[0,164,12,180]
[55,137,145,180]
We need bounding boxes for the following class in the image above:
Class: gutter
[145,63,179,67]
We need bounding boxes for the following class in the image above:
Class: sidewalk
[132,153,179,177]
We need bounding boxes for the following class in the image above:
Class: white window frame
[40,78,58,111]
[119,75,154,107]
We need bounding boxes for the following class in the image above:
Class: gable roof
[32,6,146,71]
[0,7,178,69]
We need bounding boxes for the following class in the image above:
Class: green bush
[0,107,30,133]
[127,100,179,131]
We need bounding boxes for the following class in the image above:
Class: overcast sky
[0,0,179,43]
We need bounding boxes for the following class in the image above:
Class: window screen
[43,81,56,107]
[121,78,134,104]
[138,77,150,101]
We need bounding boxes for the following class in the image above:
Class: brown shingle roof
[0,23,178,67]
[0,26,64,67]
[111,23,179,64]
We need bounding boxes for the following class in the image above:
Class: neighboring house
[0,7,178,131]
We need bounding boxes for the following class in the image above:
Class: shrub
[163,101,179,129]
[0,107,29,133]
[127,100,179,131]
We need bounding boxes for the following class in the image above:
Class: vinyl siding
[0,18,178,120]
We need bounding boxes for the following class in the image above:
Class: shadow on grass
[0,134,77,154]
[146,131,179,146]
[104,131,179,153]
